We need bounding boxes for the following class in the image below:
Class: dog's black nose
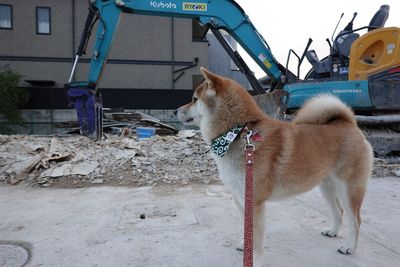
[173,110,178,116]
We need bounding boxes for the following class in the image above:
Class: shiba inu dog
[175,67,373,266]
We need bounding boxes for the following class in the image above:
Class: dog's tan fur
[176,67,373,266]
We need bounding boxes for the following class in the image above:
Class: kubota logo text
[150,1,177,9]
[183,2,207,11]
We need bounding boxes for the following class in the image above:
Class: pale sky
[235,0,400,78]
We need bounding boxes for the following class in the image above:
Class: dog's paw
[236,241,244,251]
[321,229,337,238]
[337,244,355,255]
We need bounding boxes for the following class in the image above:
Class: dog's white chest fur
[212,154,245,206]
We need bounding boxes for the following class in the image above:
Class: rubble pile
[0,131,219,188]
[0,131,399,188]
[372,158,400,178]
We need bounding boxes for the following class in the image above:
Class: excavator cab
[350,27,400,110]
[305,5,390,80]
[303,4,400,112]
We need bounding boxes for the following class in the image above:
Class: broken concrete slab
[41,161,99,178]
[5,153,44,184]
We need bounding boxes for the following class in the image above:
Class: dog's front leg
[232,195,245,251]
[253,203,266,267]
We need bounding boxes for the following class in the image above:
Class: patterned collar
[210,125,245,157]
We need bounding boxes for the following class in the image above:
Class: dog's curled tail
[293,94,357,125]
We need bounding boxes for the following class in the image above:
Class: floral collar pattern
[210,125,244,157]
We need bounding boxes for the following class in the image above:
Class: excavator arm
[67,0,286,138]
[69,0,284,90]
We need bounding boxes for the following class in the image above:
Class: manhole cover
[0,244,29,267]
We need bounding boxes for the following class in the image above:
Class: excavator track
[254,92,400,159]
[363,129,400,157]
[358,116,400,158]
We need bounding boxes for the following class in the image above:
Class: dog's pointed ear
[200,67,219,97]
[200,67,219,84]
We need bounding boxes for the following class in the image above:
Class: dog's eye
[193,97,198,103]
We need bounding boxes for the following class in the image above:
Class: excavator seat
[368,5,390,31]
[305,50,331,74]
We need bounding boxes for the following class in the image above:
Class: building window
[192,19,208,42]
[36,7,51,34]
[192,75,204,89]
[0,4,12,29]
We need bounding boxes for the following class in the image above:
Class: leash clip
[244,129,255,151]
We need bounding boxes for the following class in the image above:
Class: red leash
[243,130,255,267]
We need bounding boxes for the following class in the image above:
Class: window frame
[36,6,51,35]
[0,4,13,30]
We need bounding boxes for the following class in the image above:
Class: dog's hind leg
[320,176,343,238]
[336,178,366,254]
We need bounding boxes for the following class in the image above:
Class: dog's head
[175,67,223,127]
[175,67,262,141]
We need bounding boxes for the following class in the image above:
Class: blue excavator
[67,0,400,157]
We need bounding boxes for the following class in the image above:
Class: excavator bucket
[254,89,288,120]
[66,85,103,140]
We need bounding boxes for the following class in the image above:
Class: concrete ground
[1,177,400,267]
